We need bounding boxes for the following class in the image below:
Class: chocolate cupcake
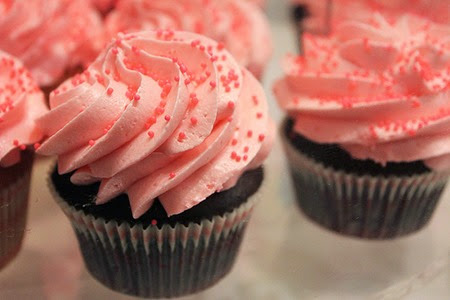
[273,15,450,239]
[38,31,274,297]
[105,0,272,80]
[0,51,47,268]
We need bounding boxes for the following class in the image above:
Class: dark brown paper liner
[48,174,257,298]
[0,152,34,269]
[281,123,449,239]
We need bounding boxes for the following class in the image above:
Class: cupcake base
[282,119,449,239]
[0,151,34,269]
[49,167,263,298]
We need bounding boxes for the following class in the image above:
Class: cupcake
[105,0,272,79]
[0,0,103,97]
[38,31,274,297]
[0,51,47,268]
[273,14,450,239]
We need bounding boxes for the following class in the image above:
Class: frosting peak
[274,14,450,170]
[0,51,47,167]
[105,0,272,79]
[38,31,274,218]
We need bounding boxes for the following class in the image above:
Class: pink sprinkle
[151,219,158,226]
[107,88,113,96]
[148,131,154,138]
[112,48,118,55]
[190,117,198,125]
[210,81,216,88]
[258,134,265,142]
[134,94,141,101]
[164,115,171,121]
[244,146,249,153]
[227,101,235,109]
[256,112,263,119]
[169,172,176,179]
[33,143,41,150]
[247,130,253,138]
[178,132,186,140]
[89,140,95,146]
[19,144,26,151]
[231,151,237,159]
[231,139,238,146]
[13,139,19,146]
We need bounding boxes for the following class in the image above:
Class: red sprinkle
[164,115,171,121]
[190,117,198,125]
[106,87,113,96]
[148,131,154,138]
[169,172,176,179]
[89,140,95,146]
[151,219,158,226]
[258,134,265,142]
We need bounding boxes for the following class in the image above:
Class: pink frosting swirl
[38,30,274,218]
[294,0,449,34]
[0,51,48,167]
[105,0,272,79]
[274,14,450,170]
[0,0,103,87]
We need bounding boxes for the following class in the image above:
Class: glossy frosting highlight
[38,31,274,218]
[274,14,450,170]
[0,51,47,167]
[0,0,103,87]
[105,0,272,79]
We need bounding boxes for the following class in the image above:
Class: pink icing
[38,31,274,218]
[90,0,117,14]
[293,0,450,34]
[0,51,48,167]
[105,0,272,79]
[273,14,450,170]
[0,0,104,87]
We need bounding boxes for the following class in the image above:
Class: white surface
[0,1,449,299]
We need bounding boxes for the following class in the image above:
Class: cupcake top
[37,30,274,218]
[0,0,103,87]
[295,0,449,34]
[274,14,450,170]
[0,51,48,167]
[105,0,272,79]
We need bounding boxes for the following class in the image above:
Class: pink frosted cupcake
[38,31,274,297]
[0,0,103,96]
[105,0,272,79]
[274,14,450,239]
[0,51,47,268]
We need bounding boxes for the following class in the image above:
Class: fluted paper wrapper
[49,176,257,298]
[0,153,33,269]
[281,127,449,239]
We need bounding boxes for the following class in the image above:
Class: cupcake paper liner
[281,126,449,239]
[48,173,257,298]
[0,153,34,269]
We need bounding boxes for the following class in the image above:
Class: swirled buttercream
[105,0,272,79]
[38,31,274,218]
[274,14,450,170]
[0,51,47,167]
